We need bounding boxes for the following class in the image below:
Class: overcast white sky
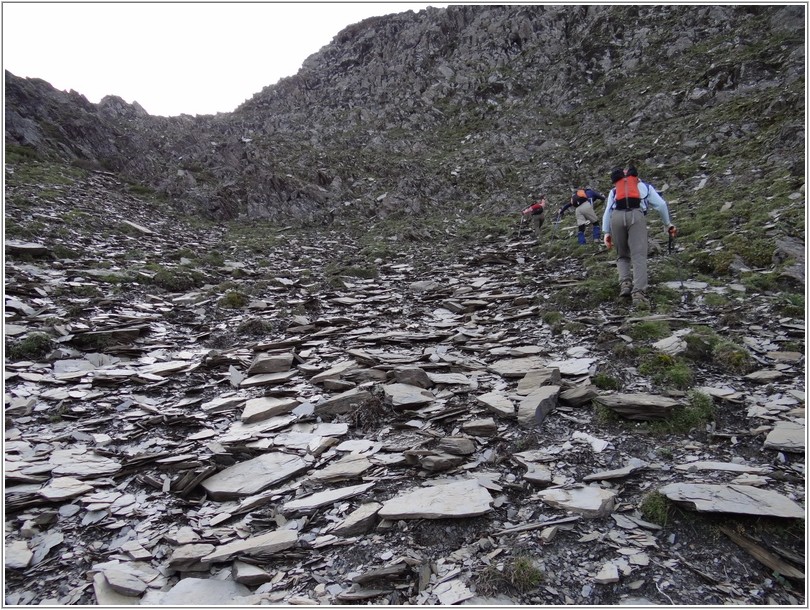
[3,2,448,117]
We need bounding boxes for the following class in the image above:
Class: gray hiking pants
[574,202,598,227]
[610,209,648,293]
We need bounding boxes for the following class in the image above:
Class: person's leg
[574,207,588,244]
[579,204,600,242]
[626,210,649,295]
[610,211,633,295]
[532,215,542,239]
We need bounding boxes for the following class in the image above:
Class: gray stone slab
[331,502,382,536]
[310,454,373,482]
[247,352,294,374]
[383,383,435,408]
[239,370,296,388]
[314,389,374,417]
[203,529,298,564]
[200,453,309,500]
[379,479,493,519]
[49,446,121,478]
[517,385,560,427]
[517,368,561,395]
[763,421,805,453]
[545,357,594,376]
[595,393,680,420]
[283,482,375,513]
[488,356,547,378]
[475,391,515,418]
[536,486,617,518]
[241,396,299,423]
[102,567,148,596]
[658,483,804,518]
[92,573,140,606]
[156,577,251,605]
[5,540,33,569]
[38,477,94,501]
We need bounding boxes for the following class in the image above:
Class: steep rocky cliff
[5,4,805,223]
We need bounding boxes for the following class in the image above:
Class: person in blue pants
[557,187,605,245]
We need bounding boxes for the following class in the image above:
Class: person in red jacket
[521,195,547,241]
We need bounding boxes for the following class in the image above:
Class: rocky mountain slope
[3,3,806,607]
[4,162,806,606]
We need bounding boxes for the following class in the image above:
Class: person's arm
[601,191,615,248]
[558,202,572,217]
[644,184,673,228]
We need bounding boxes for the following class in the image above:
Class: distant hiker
[602,165,677,308]
[521,195,547,240]
[556,186,605,245]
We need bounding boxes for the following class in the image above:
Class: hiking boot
[619,280,632,297]
[632,290,650,308]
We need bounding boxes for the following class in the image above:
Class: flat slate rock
[283,482,375,513]
[5,539,33,569]
[6,240,50,256]
[49,446,121,478]
[247,352,294,374]
[331,502,382,536]
[314,389,375,416]
[203,529,298,564]
[583,459,648,482]
[310,454,373,482]
[92,573,140,606]
[658,483,804,518]
[559,385,597,407]
[383,383,436,408]
[475,391,515,418]
[153,577,251,605]
[102,567,148,596]
[763,420,805,453]
[38,477,94,501]
[545,357,594,376]
[378,479,493,519]
[241,396,299,423]
[239,370,296,388]
[594,393,680,420]
[536,486,617,518]
[488,356,548,378]
[200,453,309,499]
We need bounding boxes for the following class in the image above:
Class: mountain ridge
[5,4,804,224]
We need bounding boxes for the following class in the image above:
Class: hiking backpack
[614,175,642,208]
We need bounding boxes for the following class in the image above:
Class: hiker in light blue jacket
[602,165,677,308]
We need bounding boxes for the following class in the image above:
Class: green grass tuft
[6,332,54,361]
[640,491,671,526]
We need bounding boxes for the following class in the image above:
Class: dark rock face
[4,5,804,223]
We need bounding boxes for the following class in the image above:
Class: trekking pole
[667,226,685,291]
